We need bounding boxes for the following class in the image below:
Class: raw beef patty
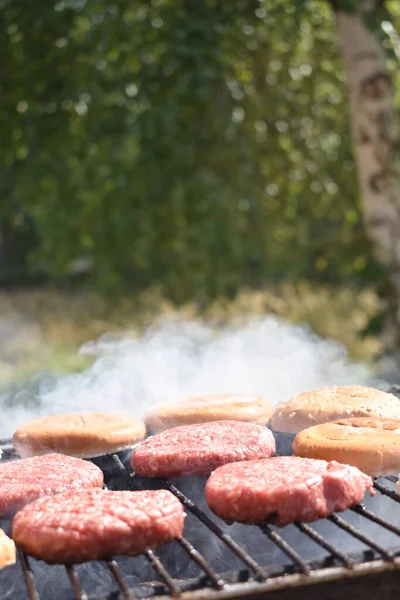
[12,488,185,563]
[131,420,276,477]
[0,453,103,517]
[205,456,374,526]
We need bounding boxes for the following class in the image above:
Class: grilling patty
[205,456,374,526]
[12,489,185,563]
[131,420,276,477]
[0,453,103,517]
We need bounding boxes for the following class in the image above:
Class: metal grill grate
[3,446,400,600]
[0,451,400,600]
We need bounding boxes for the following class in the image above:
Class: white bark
[335,0,400,350]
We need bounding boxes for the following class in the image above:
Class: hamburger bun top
[270,385,400,435]
[146,393,275,433]
[0,530,16,570]
[13,412,146,459]
[293,416,400,477]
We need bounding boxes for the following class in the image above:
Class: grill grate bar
[19,551,40,600]
[258,524,311,574]
[294,523,354,568]
[65,565,88,600]
[108,455,180,596]
[7,444,400,600]
[177,537,225,589]
[386,475,398,484]
[110,454,267,583]
[374,480,400,503]
[145,549,181,597]
[388,384,400,396]
[109,454,226,588]
[163,480,268,581]
[109,455,180,595]
[352,504,400,537]
[328,514,394,561]
[106,559,135,599]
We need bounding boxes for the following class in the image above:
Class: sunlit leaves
[1,0,398,296]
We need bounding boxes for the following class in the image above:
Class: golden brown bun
[270,385,400,435]
[293,416,400,476]
[13,412,146,459]
[0,530,16,570]
[146,393,275,433]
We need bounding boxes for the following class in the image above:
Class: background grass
[0,283,380,391]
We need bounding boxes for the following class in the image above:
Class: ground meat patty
[0,453,103,517]
[12,488,185,563]
[131,420,276,477]
[205,456,374,526]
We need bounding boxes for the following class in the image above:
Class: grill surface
[2,441,400,599]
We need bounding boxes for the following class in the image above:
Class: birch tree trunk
[333,0,400,353]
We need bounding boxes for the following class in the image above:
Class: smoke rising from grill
[2,315,400,600]
[0,315,382,437]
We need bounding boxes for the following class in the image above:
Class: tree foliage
[1,0,400,301]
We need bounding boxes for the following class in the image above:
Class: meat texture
[205,456,374,526]
[0,453,103,517]
[131,420,276,477]
[12,488,185,563]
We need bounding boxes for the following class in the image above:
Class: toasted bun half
[293,416,400,476]
[146,393,275,433]
[270,385,400,435]
[13,412,146,459]
[0,530,16,570]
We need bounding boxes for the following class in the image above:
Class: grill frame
[2,443,400,600]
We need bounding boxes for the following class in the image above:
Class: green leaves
[335,0,358,13]
[0,0,399,299]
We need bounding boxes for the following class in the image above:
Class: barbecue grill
[2,435,400,600]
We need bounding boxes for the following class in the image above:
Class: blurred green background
[1,0,400,386]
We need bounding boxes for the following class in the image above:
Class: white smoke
[0,315,382,438]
